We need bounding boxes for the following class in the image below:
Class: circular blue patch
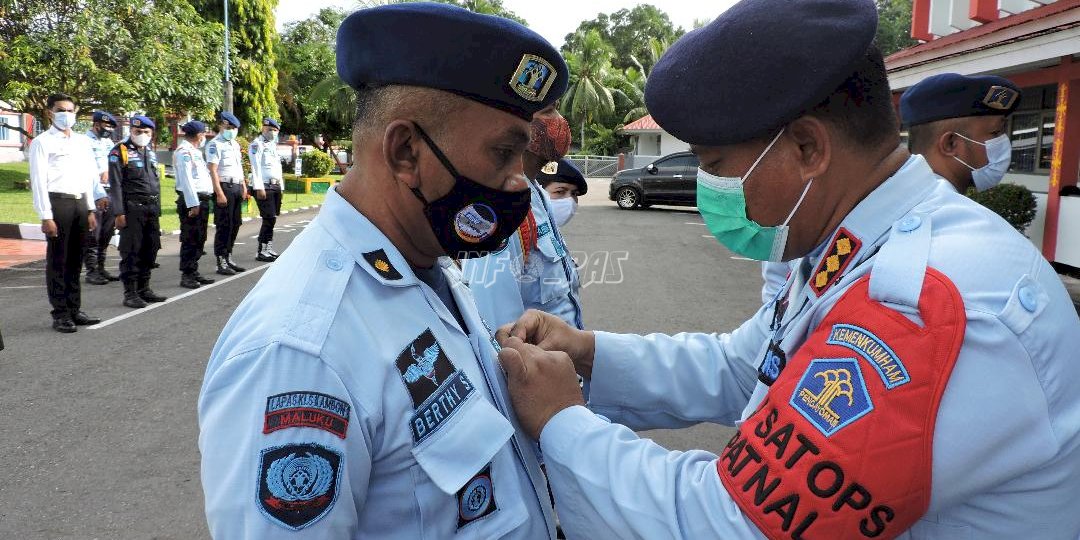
[459,474,492,521]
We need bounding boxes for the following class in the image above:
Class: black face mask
[98,127,114,139]
[410,124,531,259]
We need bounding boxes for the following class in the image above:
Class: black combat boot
[137,278,167,303]
[226,254,246,272]
[216,256,236,276]
[256,243,276,262]
[98,260,119,281]
[123,280,149,309]
[180,273,202,289]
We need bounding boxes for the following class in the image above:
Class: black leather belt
[126,195,159,205]
[49,192,83,200]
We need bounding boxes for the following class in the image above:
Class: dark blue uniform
[108,133,165,307]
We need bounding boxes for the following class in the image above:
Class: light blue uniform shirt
[463,179,583,330]
[85,129,111,201]
[539,155,1080,539]
[199,187,556,539]
[173,139,213,209]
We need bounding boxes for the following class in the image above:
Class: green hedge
[966,183,1037,233]
[301,149,336,178]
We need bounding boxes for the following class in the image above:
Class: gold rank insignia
[810,228,861,297]
[982,85,1018,110]
[362,249,403,281]
[541,161,559,175]
[510,54,558,102]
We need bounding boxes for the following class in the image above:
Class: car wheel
[615,187,641,209]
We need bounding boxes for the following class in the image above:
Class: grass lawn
[0,161,335,232]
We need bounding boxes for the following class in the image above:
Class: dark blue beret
[900,73,1021,127]
[645,0,878,146]
[336,2,568,121]
[537,159,587,195]
[92,110,117,126]
[181,121,208,136]
[217,111,241,128]
[262,117,281,129]
[130,115,155,130]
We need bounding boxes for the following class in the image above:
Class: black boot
[226,255,246,272]
[98,260,119,281]
[123,280,149,309]
[84,251,107,284]
[180,273,202,289]
[256,243,276,262]
[216,256,236,276]
[194,272,216,284]
[85,268,108,285]
[137,278,167,303]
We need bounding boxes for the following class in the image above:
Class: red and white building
[887,0,1080,268]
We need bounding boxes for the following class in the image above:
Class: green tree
[876,0,918,56]
[192,0,280,135]
[277,7,348,141]
[0,0,222,133]
[560,30,623,152]
[563,5,683,73]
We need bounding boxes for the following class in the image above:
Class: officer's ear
[382,120,423,189]
[937,130,961,158]
[788,116,831,182]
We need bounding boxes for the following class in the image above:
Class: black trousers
[178,194,210,275]
[118,201,161,283]
[83,198,115,270]
[45,196,89,319]
[256,186,282,243]
[213,182,243,257]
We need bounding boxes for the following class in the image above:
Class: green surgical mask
[696,127,813,262]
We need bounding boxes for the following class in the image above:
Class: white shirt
[248,136,283,190]
[173,140,213,209]
[205,136,244,182]
[28,126,97,220]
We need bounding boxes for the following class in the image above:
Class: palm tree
[309,75,356,127]
[560,29,620,152]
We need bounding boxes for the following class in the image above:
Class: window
[0,117,8,141]
[1006,84,1058,174]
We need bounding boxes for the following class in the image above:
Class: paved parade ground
[0,190,762,538]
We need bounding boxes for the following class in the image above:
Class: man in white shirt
[28,93,106,333]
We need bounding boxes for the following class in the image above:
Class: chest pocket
[402,335,531,538]
[533,220,572,305]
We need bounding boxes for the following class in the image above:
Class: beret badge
[510,54,558,103]
[983,86,1019,110]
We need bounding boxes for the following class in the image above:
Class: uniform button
[1019,285,1038,312]
[898,215,922,233]
[326,258,343,271]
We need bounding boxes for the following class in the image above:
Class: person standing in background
[84,110,120,285]
[206,111,248,276]
[174,121,217,289]
[248,117,284,262]
[29,93,103,333]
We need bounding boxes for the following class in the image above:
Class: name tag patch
[396,329,476,443]
[264,391,351,439]
[258,443,342,531]
[457,465,498,529]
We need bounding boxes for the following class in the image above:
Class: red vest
[717,269,966,539]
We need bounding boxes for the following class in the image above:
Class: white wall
[660,132,690,156]
[1057,196,1080,267]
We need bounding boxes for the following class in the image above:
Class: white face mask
[952,132,1011,192]
[263,131,278,143]
[197,137,207,149]
[131,133,152,147]
[548,196,577,228]
[52,111,76,131]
